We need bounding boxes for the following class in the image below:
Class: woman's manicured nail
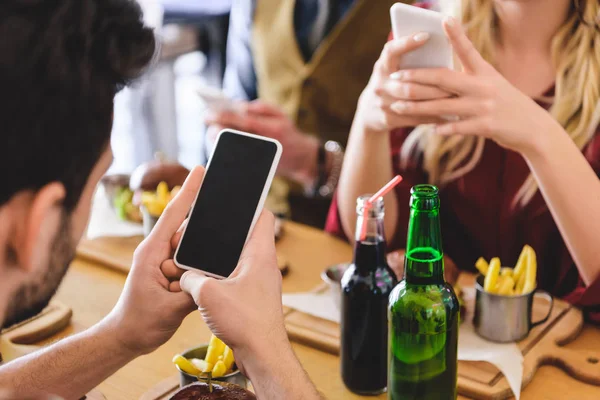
[391,102,408,112]
[445,16,457,27]
[413,32,430,42]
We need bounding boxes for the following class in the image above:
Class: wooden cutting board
[0,301,73,362]
[77,236,143,274]
[76,234,290,275]
[284,291,600,399]
[0,302,105,400]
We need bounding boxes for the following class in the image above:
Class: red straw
[360,175,403,241]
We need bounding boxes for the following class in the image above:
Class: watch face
[325,140,342,152]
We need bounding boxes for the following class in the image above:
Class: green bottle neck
[404,187,445,285]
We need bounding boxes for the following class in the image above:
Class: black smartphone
[174,129,282,278]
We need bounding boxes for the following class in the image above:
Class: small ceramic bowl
[176,345,248,389]
[320,263,350,311]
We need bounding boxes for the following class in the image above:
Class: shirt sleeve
[562,131,600,323]
[222,0,258,101]
[562,276,600,324]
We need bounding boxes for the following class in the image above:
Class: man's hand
[178,212,286,372]
[205,101,319,186]
[103,167,206,355]
[173,212,321,400]
[0,169,207,399]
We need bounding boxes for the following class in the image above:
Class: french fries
[141,181,181,217]
[500,267,513,278]
[475,257,489,276]
[513,245,529,283]
[475,245,537,296]
[483,257,500,292]
[205,335,227,367]
[522,246,537,294]
[172,334,237,379]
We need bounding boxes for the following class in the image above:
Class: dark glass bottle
[388,185,459,400]
[341,195,398,395]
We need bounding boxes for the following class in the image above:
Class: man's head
[0,0,156,328]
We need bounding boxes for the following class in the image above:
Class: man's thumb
[179,271,210,304]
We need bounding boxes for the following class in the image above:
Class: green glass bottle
[388,185,459,400]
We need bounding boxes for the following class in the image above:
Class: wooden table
[53,222,600,399]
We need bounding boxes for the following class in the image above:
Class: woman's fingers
[443,17,488,74]
[390,97,483,118]
[378,110,450,130]
[435,117,493,137]
[394,68,482,95]
[378,32,431,74]
[379,78,454,101]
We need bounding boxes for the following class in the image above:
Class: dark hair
[0,0,156,210]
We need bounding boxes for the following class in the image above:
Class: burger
[169,382,256,400]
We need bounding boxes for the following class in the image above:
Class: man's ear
[15,182,66,273]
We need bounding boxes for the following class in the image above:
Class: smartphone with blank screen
[390,3,453,70]
[174,129,282,279]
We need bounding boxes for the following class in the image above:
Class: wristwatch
[311,140,344,198]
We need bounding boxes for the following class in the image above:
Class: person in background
[204,0,401,227]
[0,1,320,399]
[328,0,600,322]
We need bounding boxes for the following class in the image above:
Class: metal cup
[473,275,554,342]
[320,263,350,311]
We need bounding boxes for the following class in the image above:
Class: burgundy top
[325,35,600,323]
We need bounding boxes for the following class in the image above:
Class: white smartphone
[390,3,453,70]
[195,84,238,112]
[174,129,282,279]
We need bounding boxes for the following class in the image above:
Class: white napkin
[282,286,523,399]
[86,186,144,240]
[458,287,523,400]
[282,292,340,323]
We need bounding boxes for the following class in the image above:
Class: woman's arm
[389,18,600,286]
[337,34,452,241]
[524,119,600,286]
[337,110,397,241]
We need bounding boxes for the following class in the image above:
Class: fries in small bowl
[475,245,537,296]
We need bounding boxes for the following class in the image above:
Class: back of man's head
[0,0,156,210]
[0,0,157,328]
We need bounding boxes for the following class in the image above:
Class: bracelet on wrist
[305,140,344,198]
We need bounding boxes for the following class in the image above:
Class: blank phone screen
[176,131,278,277]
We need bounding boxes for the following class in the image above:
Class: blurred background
[109,0,232,173]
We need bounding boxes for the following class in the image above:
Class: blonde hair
[400,0,600,207]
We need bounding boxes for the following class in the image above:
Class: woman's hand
[357,32,455,134]
[388,17,557,156]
